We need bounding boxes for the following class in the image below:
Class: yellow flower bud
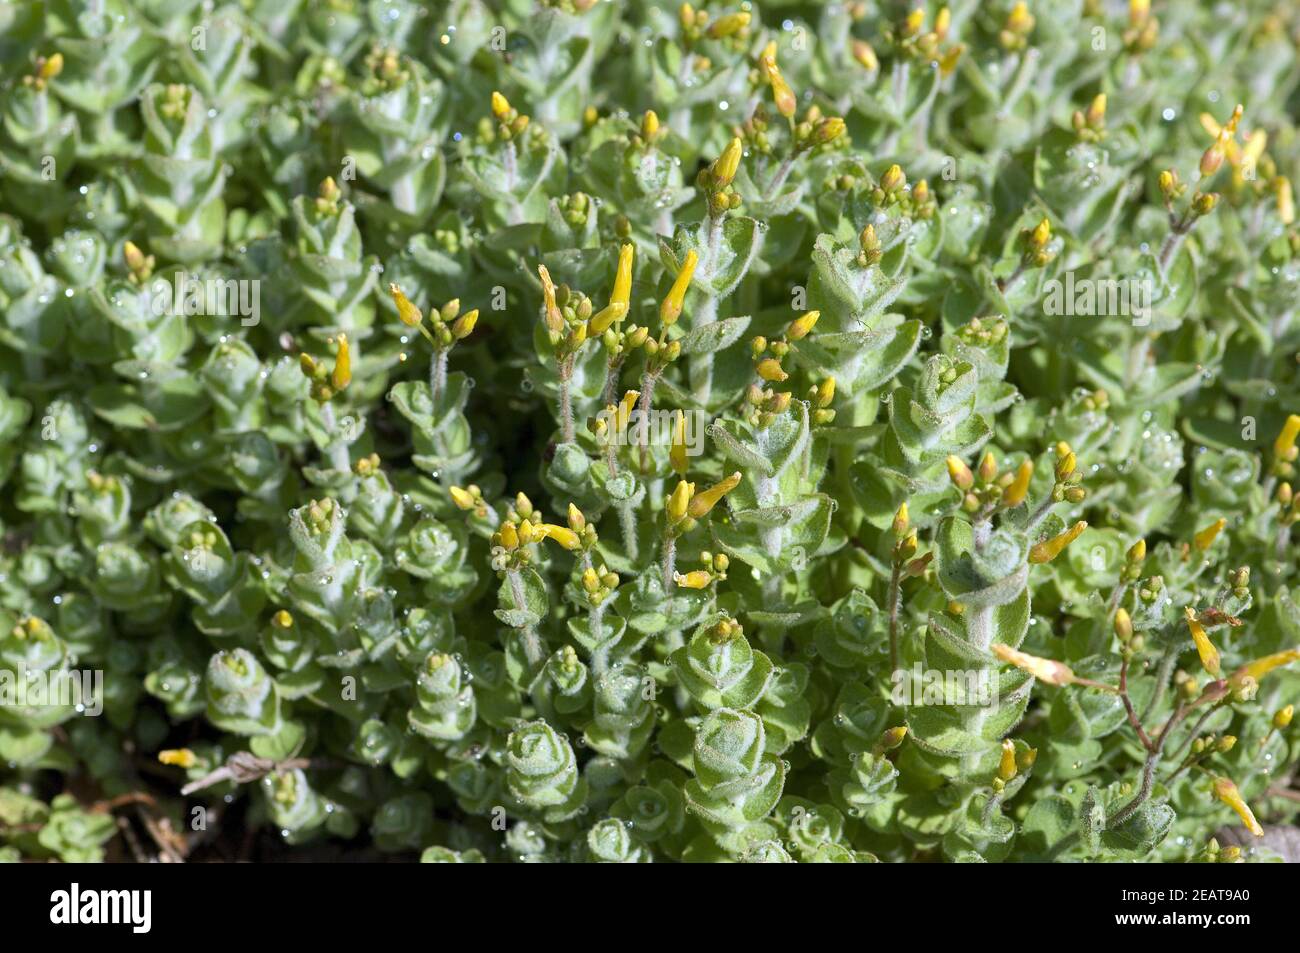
[389,283,423,327]
[491,90,511,119]
[449,486,476,510]
[641,109,659,141]
[815,377,836,408]
[892,502,910,537]
[946,455,975,491]
[660,249,699,326]
[272,610,294,629]
[1274,705,1294,729]
[852,40,879,71]
[667,479,694,523]
[880,164,906,192]
[879,726,908,751]
[1003,460,1033,507]
[618,390,640,430]
[40,52,64,80]
[1212,777,1263,837]
[688,471,742,518]
[708,11,750,38]
[786,310,820,341]
[1274,414,1300,459]
[331,334,351,392]
[498,521,520,550]
[670,410,689,476]
[713,137,743,189]
[451,309,478,340]
[978,450,998,483]
[756,358,788,382]
[567,502,585,532]
[1029,217,1052,249]
[1114,608,1133,642]
[998,739,1018,782]
[1277,177,1296,225]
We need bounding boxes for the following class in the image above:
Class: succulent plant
[0,0,1298,865]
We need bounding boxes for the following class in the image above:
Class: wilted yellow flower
[538,264,564,335]
[670,411,688,476]
[992,644,1078,687]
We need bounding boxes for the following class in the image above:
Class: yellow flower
[660,249,699,326]
[1185,608,1220,677]
[538,524,581,550]
[670,410,688,476]
[1192,517,1226,551]
[331,334,351,392]
[1029,521,1087,564]
[674,570,713,589]
[688,471,742,518]
[590,243,635,334]
[1229,648,1300,689]
[1274,414,1300,459]
[538,264,563,335]
[1212,777,1263,837]
[667,479,694,523]
[158,748,197,769]
[998,739,1018,782]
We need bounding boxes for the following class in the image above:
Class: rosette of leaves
[408,652,476,742]
[710,404,833,577]
[205,647,281,736]
[342,49,445,227]
[131,83,228,264]
[585,817,651,863]
[684,707,786,833]
[163,520,266,637]
[261,768,328,844]
[505,719,587,822]
[670,614,773,711]
[582,662,654,759]
[853,353,991,528]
